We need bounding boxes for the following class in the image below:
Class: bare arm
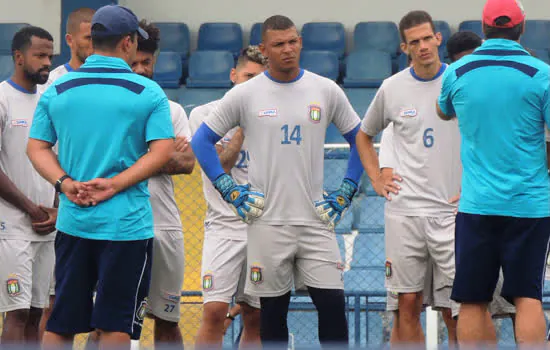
[0,167,44,220]
[27,139,67,186]
[159,140,196,175]
[436,100,454,121]
[357,129,381,187]
[218,128,244,174]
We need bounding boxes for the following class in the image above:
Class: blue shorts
[46,232,153,340]
[452,213,550,304]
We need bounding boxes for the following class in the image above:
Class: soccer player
[191,15,363,347]
[26,5,175,348]
[190,45,267,348]
[356,10,460,344]
[131,20,195,348]
[437,0,550,344]
[47,8,95,83]
[38,7,96,340]
[0,26,55,345]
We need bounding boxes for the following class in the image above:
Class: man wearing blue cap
[26,5,175,347]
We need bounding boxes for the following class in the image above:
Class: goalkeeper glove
[314,178,358,230]
[213,173,265,223]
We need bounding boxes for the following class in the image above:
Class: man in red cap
[437,0,550,345]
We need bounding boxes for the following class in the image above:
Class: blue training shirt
[30,55,174,240]
[438,39,550,218]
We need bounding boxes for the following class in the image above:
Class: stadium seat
[0,55,14,82]
[0,23,29,54]
[186,51,234,88]
[343,51,392,88]
[300,50,339,81]
[434,21,451,48]
[344,88,377,117]
[531,48,550,63]
[521,20,550,50]
[249,22,262,45]
[353,22,400,58]
[301,22,346,59]
[397,53,409,71]
[153,22,190,79]
[198,22,243,58]
[350,233,385,269]
[351,195,385,233]
[179,87,228,115]
[153,52,182,88]
[459,20,484,38]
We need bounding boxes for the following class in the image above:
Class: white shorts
[146,230,185,323]
[0,239,54,312]
[201,233,260,309]
[245,222,344,297]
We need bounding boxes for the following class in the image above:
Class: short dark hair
[137,20,160,54]
[11,26,53,59]
[236,45,267,67]
[447,31,482,62]
[92,23,136,51]
[483,17,523,41]
[398,10,436,43]
[67,8,95,35]
[261,15,296,41]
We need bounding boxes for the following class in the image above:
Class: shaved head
[67,8,95,35]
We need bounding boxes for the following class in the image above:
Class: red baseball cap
[482,0,525,28]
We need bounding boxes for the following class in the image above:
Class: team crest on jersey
[258,109,277,117]
[390,291,399,299]
[11,119,28,127]
[385,260,392,278]
[6,274,21,297]
[136,298,148,321]
[250,265,263,285]
[202,273,214,291]
[400,108,417,118]
[308,104,321,123]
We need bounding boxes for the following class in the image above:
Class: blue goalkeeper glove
[314,178,358,230]
[213,173,265,223]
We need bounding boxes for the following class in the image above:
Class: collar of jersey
[78,54,133,72]
[63,63,74,72]
[264,69,304,84]
[7,79,36,94]
[409,63,447,82]
[473,39,529,55]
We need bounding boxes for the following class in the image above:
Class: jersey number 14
[281,124,302,145]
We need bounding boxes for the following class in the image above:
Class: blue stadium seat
[353,22,400,58]
[459,20,484,38]
[0,55,14,82]
[344,267,385,293]
[153,52,182,88]
[434,21,451,47]
[179,87,228,115]
[350,233,385,269]
[249,22,262,45]
[521,20,550,50]
[153,22,190,58]
[186,51,233,88]
[397,53,409,71]
[343,51,392,88]
[198,22,243,58]
[531,48,550,63]
[300,50,339,81]
[351,195,385,233]
[344,88,378,117]
[0,23,29,54]
[301,22,346,59]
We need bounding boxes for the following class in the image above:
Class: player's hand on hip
[314,178,358,231]
[213,174,265,223]
[31,206,58,235]
[174,136,189,153]
[373,168,402,201]
[82,178,119,206]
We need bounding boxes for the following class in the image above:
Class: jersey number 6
[423,128,434,148]
[281,124,302,145]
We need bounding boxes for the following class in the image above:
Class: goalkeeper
[191,14,363,347]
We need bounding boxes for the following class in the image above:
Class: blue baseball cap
[91,5,149,39]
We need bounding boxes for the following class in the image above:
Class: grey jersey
[0,81,56,241]
[378,123,395,169]
[205,70,360,225]
[148,101,190,231]
[361,67,461,216]
[46,64,71,87]
[190,100,248,238]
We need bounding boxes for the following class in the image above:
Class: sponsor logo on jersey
[162,291,181,303]
[308,104,321,123]
[385,260,392,278]
[202,273,213,291]
[400,108,417,118]
[6,274,21,297]
[11,119,28,127]
[136,297,148,321]
[250,265,263,285]
[258,109,277,117]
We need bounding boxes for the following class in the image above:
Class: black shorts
[46,232,153,340]
[452,213,550,304]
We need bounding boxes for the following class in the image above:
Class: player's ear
[230,68,237,84]
[435,32,443,46]
[14,50,24,66]
[65,33,73,48]
[259,43,266,57]
[400,42,409,56]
